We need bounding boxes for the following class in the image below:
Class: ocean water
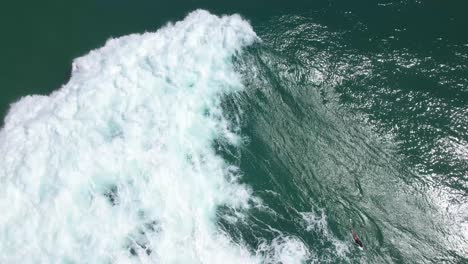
[0,1,467,263]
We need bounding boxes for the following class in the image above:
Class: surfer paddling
[351,229,364,249]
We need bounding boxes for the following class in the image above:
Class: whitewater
[0,10,309,263]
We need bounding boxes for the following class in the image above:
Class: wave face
[0,10,262,263]
[3,5,466,264]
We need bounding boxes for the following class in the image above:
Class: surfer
[352,229,364,249]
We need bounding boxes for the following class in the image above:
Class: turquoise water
[0,1,467,263]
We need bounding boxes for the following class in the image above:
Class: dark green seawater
[1,1,467,263]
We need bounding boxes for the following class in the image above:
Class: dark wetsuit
[352,229,364,248]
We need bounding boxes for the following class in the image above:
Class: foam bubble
[257,236,312,264]
[0,10,262,263]
[301,210,350,259]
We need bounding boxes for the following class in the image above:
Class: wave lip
[0,10,259,263]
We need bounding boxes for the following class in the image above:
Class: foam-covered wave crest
[0,10,262,263]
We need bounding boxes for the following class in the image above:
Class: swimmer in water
[352,229,364,249]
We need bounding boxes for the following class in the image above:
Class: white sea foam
[301,210,350,259]
[0,10,269,263]
[257,236,312,264]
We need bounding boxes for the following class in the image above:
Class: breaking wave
[0,10,310,263]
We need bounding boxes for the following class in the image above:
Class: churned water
[0,1,467,263]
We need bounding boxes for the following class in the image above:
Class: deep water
[0,1,467,263]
